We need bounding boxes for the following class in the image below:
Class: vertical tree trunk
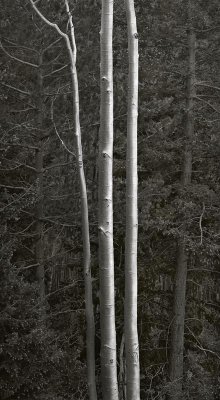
[169,28,195,400]
[30,2,97,399]
[99,1,119,399]
[64,3,97,399]
[124,1,140,400]
[36,52,45,315]
[119,333,126,400]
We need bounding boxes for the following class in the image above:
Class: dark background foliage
[0,0,219,399]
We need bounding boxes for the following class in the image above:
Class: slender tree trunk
[30,2,97,399]
[64,3,97,399]
[99,1,119,399]
[169,28,195,400]
[36,52,45,315]
[124,1,140,400]
[119,333,126,400]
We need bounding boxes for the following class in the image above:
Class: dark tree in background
[0,1,219,400]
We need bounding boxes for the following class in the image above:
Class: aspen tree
[99,0,119,399]
[29,2,97,399]
[124,0,140,399]
[169,26,196,400]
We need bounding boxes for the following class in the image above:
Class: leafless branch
[46,309,84,318]
[195,96,220,114]
[1,37,39,53]
[0,183,35,212]
[42,37,62,54]
[16,263,39,272]
[199,202,205,245]
[0,82,30,96]
[44,161,74,171]
[0,41,38,68]
[0,161,36,172]
[43,63,69,78]
[10,107,36,113]
[51,97,75,156]
[0,142,38,150]
[196,81,220,92]
[29,0,69,42]
[195,25,220,33]
[53,121,75,156]
[11,221,35,236]
[0,184,29,191]
[188,269,220,274]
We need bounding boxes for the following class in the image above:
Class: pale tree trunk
[30,2,97,399]
[64,3,97,399]
[169,27,196,400]
[124,1,140,400]
[99,0,119,399]
[36,52,45,316]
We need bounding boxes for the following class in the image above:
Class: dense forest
[0,0,219,399]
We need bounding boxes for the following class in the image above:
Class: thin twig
[195,96,220,114]
[196,81,220,92]
[199,202,205,245]
[0,82,30,96]
[0,40,38,68]
[43,63,69,78]
[51,96,75,156]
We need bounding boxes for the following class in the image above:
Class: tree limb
[0,41,39,68]
[196,81,220,92]
[195,95,220,114]
[0,82,30,96]
[199,202,205,245]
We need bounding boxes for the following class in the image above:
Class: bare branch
[195,25,220,33]
[0,142,38,150]
[0,183,35,212]
[53,121,75,156]
[29,0,69,42]
[21,210,78,228]
[0,41,38,68]
[199,203,205,245]
[1,37,39,54]
[0,82,30,96]
[0,184,29,191]
[196,81,220,92]
[42,37,62,54]
[188,268,220,275]
[10,107,36,113]
[43,63,69,78]
[11,221,35,236]
[0,161,36,172]
[65,0,77,61]
[51,97,75,156]
[16,263,39,272]
[195,95,220,114]
[44,161,74,171]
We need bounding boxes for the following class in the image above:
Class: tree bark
[36,51,45,316]
[30,2,97,399]
[124,1,140,399]
[119,333,126,400]
[99,1,119,399]
[169,28,195,400]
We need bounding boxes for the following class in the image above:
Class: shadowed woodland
[0,0,220,399]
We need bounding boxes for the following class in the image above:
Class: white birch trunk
[99,1,119,399]
[30,2,97,399]
[124,1,140,399]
